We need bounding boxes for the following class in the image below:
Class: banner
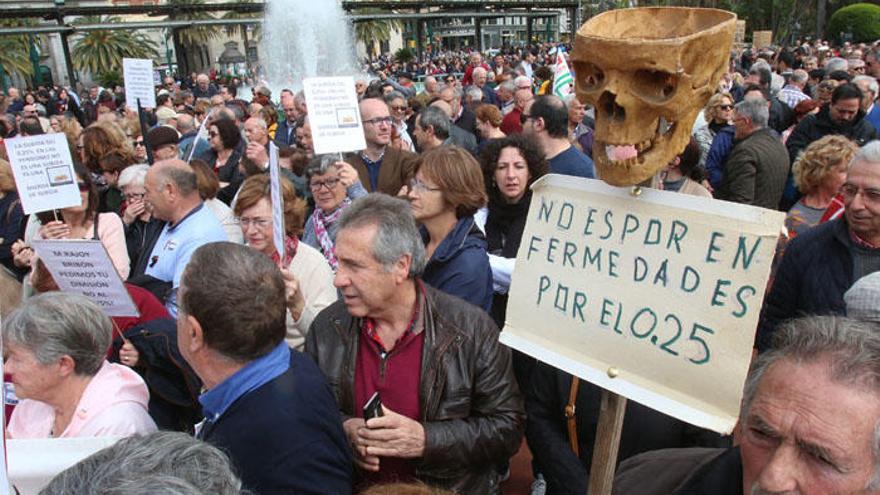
[501,175,785,433]
[302,76,366,155]
[123,58,156,110]
[553,49,573,98]
[6,133,80,215]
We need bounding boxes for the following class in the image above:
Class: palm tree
[0,19,37,82]
[353,9,402,58]
[166,0,219,76]
[71,16,159,78]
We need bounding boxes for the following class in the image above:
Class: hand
[335,161,359,188]
[39,220,70,240]
[343,418,380,472]
[280,266,305,322]
[119,340,140,368]
[246,141,269,169]
[360,405,426,459]
[123,200,146,225]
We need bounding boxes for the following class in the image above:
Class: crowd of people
[0,34,878,495]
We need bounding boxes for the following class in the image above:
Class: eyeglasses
[310,178,340,191]
[520,113,533,125]
[238,217,272,229]
[408,177,441,193]
[123,192,145,201]
[363,116,393,126]
[717,104,734,111]
[132,139,145,147]
[390,105,408,112]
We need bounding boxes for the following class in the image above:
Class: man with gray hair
[143,159,227,315]
[778,69,811,109]
[715,96,789,209]
[614,315,880,494]
[306,194,524,493]
[853,74,880,133]
[427,99,478,154]
[413,105,451,151]
[825,56,849,74]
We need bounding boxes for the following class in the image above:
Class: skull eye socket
[633,69,678,103]
[575,62,605,92]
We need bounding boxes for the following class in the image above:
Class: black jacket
[526,362,729,494]
[305,284,525,495]
[757,218,854,351]
[125,217,166,279]
[786,106,877,163]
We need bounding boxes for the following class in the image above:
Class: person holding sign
[614,316,880,495]
[4,292,157,439]
[233,175,337,351]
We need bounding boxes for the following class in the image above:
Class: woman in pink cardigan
[5,292,156,438]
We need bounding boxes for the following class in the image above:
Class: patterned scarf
[310,198,351,270]
[270,235,300,268]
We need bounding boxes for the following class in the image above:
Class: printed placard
[123,58,157,109]
[302,76,366,154]
[501,175,785,433]
[6,133,80,215]
[268,142,286,261]
[31,239,139,318]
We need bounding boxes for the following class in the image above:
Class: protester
[178,242,353,494]
[500,88,533,135]
[649,138,712,197]
[694,92,734,176]
[614,315,880,495]
[405,145,492,311]
[146,125,180,162]
[80,121,136,174]
[0,158,24,276]
[202,117,242,187]
[305,194,524,493]
[4,292,157,438]
[189,159,242,244]
[564,94,594,158]
[523,95,595,178]
[97,152,133,214]
[233,174,337,350]
[117,164,165,278]
[475,103,506,147]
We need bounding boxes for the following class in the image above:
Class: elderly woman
[406,145,492,311]
[694,92,734,174]
[117,165,165,278]
[4,292,157,438]
[302,155,368,270]
[233,175,337,350]
[786,135,858,238]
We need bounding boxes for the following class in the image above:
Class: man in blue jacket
[177,242,352,494]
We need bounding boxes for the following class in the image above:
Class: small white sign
[302,76,366,155]
[31,239,140,318]
[123,58,156,109]
[6,133,80,215]
[268,143,286,262]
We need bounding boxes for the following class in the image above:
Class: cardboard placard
[501,175,785,433]
[123,58,156,109]
[6,133,80,215]
[31,240,139,318]
[268,142,286,261]
[302,76,366,155]
[752,30,773,49]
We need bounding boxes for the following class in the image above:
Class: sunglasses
[132,140,145,147]
[718,104,734,110]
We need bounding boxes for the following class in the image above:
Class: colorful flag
[552,49,574,98]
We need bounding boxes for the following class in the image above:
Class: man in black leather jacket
[305,194,524,494]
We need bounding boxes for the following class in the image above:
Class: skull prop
[572,8,736,186]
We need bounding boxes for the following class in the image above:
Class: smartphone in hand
[363,392,384,420]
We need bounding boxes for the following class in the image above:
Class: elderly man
[716,97,789,209]
[344,98,418,195]
[462,51,491,87]
[787,83,877,163]
[305,194,524,493]
[440,85,478,137]
[428,100,479,155]
[758,141,880,350]
[146,126,181,162]
[192,74,218,99]
[412,106,450,152]
[143,159,227,315]
[178,242,352,494]
[274,92,300,147]
[522,95,595,178]
[614,315,880,495]
[777,69,811,109]
[414,75,439,108]
[501,88,533,135]
[471,67,500,108]
[853,75,880,134]
[497,80,516,116]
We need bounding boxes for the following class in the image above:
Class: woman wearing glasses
[405,145,492,311]
[694,91,735,190]
[233,174,337,350]
[302,155,368,270]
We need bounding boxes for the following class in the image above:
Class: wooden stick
[587,390,627,495]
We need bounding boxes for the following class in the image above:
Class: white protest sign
[8,437,119,494]
[6,133,80,215]
[302,76,366,155]
[123,58,156,109]
[501,175,785,433]
[31,240,139,318]
[268,142,286,261]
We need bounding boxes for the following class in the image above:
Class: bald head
[514,89,534,110]
[151,159,198,197]
[176,113,195,133]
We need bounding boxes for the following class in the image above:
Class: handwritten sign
[501,175,785,433]
[752,30,773,49]
[123,58,156,109]
[302,76,366,154]
[31,240,139,318]
[6,133,80,215]
[268,142,286,261]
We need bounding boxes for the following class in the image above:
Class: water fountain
[260,0,361,92]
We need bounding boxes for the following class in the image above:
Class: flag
[552,49,574,98]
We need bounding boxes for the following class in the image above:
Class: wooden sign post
[587,389,627,495]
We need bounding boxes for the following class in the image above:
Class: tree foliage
[71,16,159,77]
[0,19,38,80]
[827,3,880,43]
[353,8,402,58]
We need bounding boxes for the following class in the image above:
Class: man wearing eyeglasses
[758,141,880,351]
[344,98,418,195]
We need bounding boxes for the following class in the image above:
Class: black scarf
[485,191,532,258]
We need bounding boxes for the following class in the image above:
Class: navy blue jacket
[199,351,353,495]
[274,119,298,147]
[705,125,735,190]
[757,218,853,351]
[421,216,493,312]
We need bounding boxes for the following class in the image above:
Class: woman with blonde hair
[81,121,136,173]
[693,91,734,172]
[405,145,492,310]
[786,135,858,238]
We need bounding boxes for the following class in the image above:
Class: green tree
[353,9,402,58]
[0,19,38,81]
[166,0,220,75]
[71,16,158,78]
[827,3,880,43]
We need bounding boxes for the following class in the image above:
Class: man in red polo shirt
[306,194,524,494]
